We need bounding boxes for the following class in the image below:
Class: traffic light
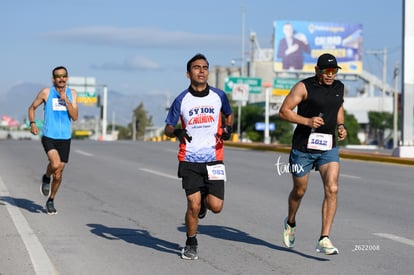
[96,95,101,107]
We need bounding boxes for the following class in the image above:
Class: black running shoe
[41,174,51,197]
[181,245,198,260]
[46,200,57,215]
[198,193,207,219]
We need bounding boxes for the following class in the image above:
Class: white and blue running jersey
[165,86,232,162]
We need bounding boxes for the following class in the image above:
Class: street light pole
[263,82,272,144]
[393,63,399,148]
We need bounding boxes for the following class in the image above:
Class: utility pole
[263,82,272,144]
[237,0,245,141]
[241,1,246,76]
[102,85,108,140]
[132,115,136,141]
[366,48,387,111]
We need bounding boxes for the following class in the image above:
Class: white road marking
[341,174,361,179]
[0,177,57,274]
[139,168,179,180]
[74,149,94,157]
[373,233,414,247]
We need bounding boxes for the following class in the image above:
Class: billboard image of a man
[277,22,310,70]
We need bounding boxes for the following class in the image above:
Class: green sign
[224,77,262,94]
[272,78,299,96]
[68,77,97,106]
[273,78,299,89]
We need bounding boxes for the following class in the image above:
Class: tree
[338,110,360,146]
[368,111,393,147]
[271,115,293,145]
[233,103,263,142]
[122,102,153,140]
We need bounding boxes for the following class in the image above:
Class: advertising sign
[273,20,363,74]
[68,77,97,106]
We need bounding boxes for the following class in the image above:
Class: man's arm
[224,113,234,128]
[337,105,347,141]
[28,88,48,135]
[279,82,325,129]
[279,82,310,126]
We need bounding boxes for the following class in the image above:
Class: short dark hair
[52,66,68,76]
[186,53,209,72]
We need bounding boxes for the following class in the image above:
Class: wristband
[337,124,345,129]
[30,121,36,125]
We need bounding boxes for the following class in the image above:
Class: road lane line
[373,233,414,247]
[0,177,57,275]
[139,168,179,180]
[74,149,94,157]
[341,174,361,179]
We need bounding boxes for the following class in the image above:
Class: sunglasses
[54,74,68,79]
[319,68,338,75]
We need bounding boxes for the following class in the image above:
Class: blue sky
[1,0,403,126]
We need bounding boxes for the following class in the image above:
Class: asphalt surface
[0,140,413,275]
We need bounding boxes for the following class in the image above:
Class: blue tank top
[42,86,73,139]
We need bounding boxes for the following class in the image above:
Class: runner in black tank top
[278,53,348,255]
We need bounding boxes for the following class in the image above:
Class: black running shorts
[178,161,225,200]
[41,136,71,163]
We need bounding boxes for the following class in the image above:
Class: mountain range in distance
[0,83,168,128]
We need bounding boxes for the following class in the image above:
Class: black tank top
[292,76,344,152]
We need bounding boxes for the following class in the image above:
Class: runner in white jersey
[164,54,234,260]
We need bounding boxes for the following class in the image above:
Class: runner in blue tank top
[28,66,78,215]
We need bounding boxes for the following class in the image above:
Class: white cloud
[91,55,161,71]
[40,26,239,49]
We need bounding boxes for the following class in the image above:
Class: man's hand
[221,125,233,141]
[173,129,192,144]
[30,123,39,135]
[337,124,347,141]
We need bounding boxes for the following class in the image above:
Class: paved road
[0,140,413,275]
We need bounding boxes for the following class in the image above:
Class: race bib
[52,98,67,111]
[307,133,333,151]
[206,164,226,181]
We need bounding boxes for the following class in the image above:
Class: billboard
[67,77,97,106]
[273,21,363,74]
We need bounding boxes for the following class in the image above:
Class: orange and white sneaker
[282,217,296,248]
[316,237,339,255]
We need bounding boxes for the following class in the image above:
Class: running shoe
[282,217,296,248]
[198,193,207,219]
[41,174,51,197]
[46,200,57,215]
[181,245,198,260]
[316,237,339,255]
